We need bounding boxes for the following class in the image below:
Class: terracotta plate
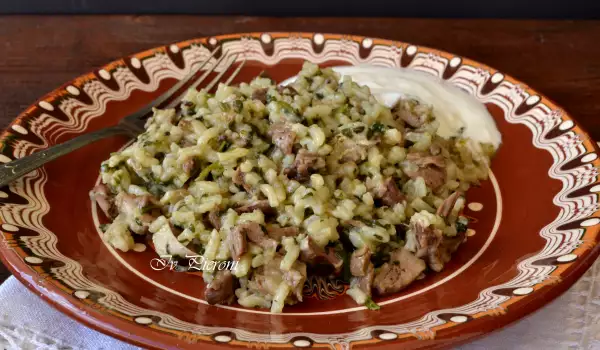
[0,33,599,349]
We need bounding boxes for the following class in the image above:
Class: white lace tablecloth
[0,258,598,349]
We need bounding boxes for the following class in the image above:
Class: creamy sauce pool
[282,65,502,149]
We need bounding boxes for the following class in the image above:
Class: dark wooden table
[1,16,599,283]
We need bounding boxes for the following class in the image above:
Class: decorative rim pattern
[0,33,599,349]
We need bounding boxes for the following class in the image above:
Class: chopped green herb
[233,100,244,113]
[186,108,195,116]
[99,224,109,232]
[334,104,349,117]
[371,122,385,133]
[315,92,324,99]
[456,216,469,233]
[219,102,231,112]
[278,101,297,115]
[134,218,143,226]
[266,94,276,104]
[197,162,224,181]
[365,297,381,311]
[338,247,351,283]
[218,141,231,152]
[353,126,365,133]
[341,129,353,138]
[164,131,170,136]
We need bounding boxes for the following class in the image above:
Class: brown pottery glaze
[0,33,598,349]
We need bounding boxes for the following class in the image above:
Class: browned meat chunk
[204,270,236,305]
[283,266,307,300]
[268,123,296,154]
[353,262,375,297]
[412,220,463,272]
[373,248,426,295]
[404,166,446,190]
[436,191,462,218]
[248,255,307,301]
[299,237,343,274]
[350,246,372,277]
[232,169,253,193]
[265,224,299,241]
[406,153,446,168]
[373,177,406,207]
[235,222,277,250]
[233,200,275,215]
[251,88,268,104]
[90,183,116,218]
[430,143,442,155]
[285,149,326,181]
[339,139,367,163]
[227,224,247,261]
[207,209,221,230]
[428,231,466,272]
[277,85,298,96]
[115,192,160,233]
[413,222,443,260]
[395,109,423,128]
[182,157,196,174]
[404,152,447,190]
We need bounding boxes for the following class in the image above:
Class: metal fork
[0,47,246,187]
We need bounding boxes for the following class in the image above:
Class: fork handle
[0,125,130,188]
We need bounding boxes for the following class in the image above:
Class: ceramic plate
[0,33,599,349]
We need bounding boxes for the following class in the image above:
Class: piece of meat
[285,149,326,181]
[353,262,375,297]
[232,169,253,193]
[277,85,298,96]
[115,192,161,233]
[339,139,367,163]
[251,88,268,104]
[207,209,221,230]
[248,255,307,302]
[404,166,447,190]
[299,237,343,274]
[268,123,296,154]
[182,157,196,174]
[406,153,446,168]
[436,191,462,218]
[233,200,275,215]
[412,221,465,272]
[413,222,443,259]
[90,184,116,218]
[373,177,406,207]
[265,224,299,241]
[350,246,372,277]
[283,264,308,300]
[428,231,466,272]
[204,270,236,305]
[372,248,426,295]
[404,152,447,190]
[395,109,423,128]
[430,143,442,155]
[227,224,247,261]
[235,222,277,250]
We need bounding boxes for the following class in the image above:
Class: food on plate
[91,61,497,312]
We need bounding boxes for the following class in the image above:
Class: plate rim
[0,31,599,349]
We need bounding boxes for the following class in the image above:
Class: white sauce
[282,65,501,149]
